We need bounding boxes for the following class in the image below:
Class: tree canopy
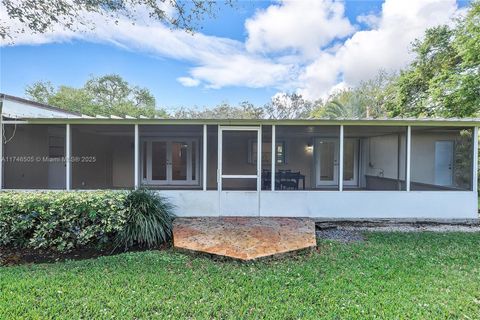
[172,101,264,119]
[1,0,233,41]
[384,1,480,118]
[311,71,393,119]
[25,74,166,118]
[171,93,313,120]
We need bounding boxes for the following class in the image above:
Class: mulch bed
[0,243,170,266]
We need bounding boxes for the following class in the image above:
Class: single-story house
[1,94,478,220]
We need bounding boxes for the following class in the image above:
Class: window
[249,140,286,165]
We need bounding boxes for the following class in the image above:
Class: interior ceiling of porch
[140,125,203,136]
[60,124,473,139]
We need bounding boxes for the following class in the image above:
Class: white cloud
[190,54,294,89]
[1,3,293,90]
[177,77,201,87]
[298,0,461,99]
[245,0,354,57]
[1,0,464,102]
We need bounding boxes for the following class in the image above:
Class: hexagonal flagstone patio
[173,217,316,260]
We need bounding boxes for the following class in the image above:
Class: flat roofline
[8,118,480,126]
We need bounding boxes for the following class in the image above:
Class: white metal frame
[473,127,478,195]
[218,125,261,215]
[134,124,139,189]
[65,124,71,191]
[271,125,276,191]
[406,125,412,191]
[339,125,344,191]
[141,137,200,186]
[203,124,208,191]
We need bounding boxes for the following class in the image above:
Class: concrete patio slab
[173,217,316,260]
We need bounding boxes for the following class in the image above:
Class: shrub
[0,190,175,253]
[116,189,175,250]
[0,191,128,252]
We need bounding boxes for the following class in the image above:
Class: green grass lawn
[1,232,480,319]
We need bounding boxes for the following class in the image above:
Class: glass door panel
[320,142,334,180]
[192,141,196,181]
[152,141,167,181]
[316,139,339,186]
[171,141,188,181]
[343,139,358,186]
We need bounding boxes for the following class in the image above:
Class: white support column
[66,124,71,191]
[271,125,276,191]
[217,126,222,216]
[134,124,139,190]
[473,126,478,194]
[339,125,344,192]
[203,124,207,191]
[406,125,412,192]
[257,125,262,216]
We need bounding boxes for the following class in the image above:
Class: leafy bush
[0,190,175,252]
[0,191,128,251]
[116,189,175,250]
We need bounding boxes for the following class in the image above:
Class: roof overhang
[8,118,480,127]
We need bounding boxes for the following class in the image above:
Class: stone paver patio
[173,217,316,260]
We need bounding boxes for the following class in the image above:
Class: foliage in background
[25,74,167,118]
[116,189,175,249]
[311,71,394,119]
[0,190,174,252]
[172,93,314,120]
[385,1,480,118]
[1,0,234,42]
[173,101,264,119]
[264,93,314,119]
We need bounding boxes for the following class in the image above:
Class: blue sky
[0,0,466,113]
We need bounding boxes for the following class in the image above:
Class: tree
[311,71,393,119]
[173,101,264,119]
[264,93,313,119]
[25,74,166,118]
[23,80,54,104]
[311,90,365,119]
[386,1,480,118]
[2,0,233,41]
